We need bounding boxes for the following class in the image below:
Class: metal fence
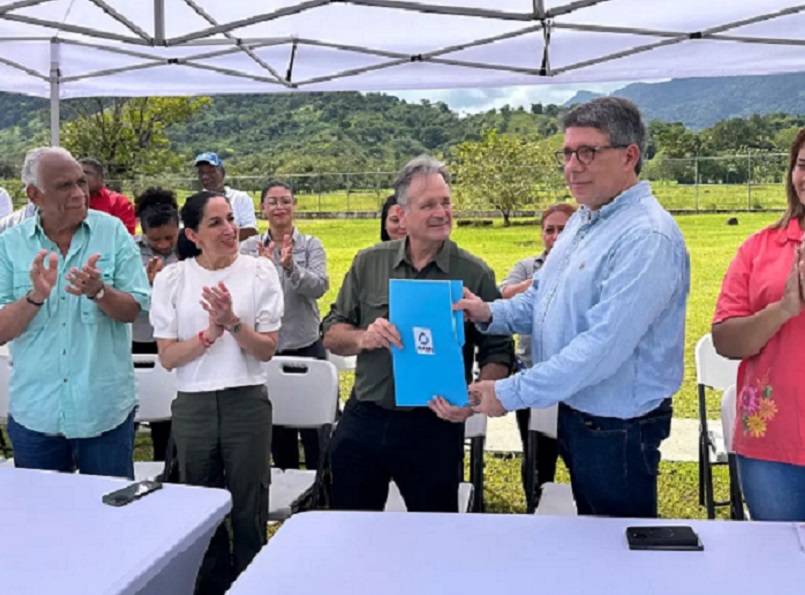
[0,151,792,214]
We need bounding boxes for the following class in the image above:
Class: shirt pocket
[80,256,115,324]
[292,246,308,267]
[358,291,389,328]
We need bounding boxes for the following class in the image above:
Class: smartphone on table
[102,480,163,507]
[626,526,704,551]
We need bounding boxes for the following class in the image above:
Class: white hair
[21,146,75,190]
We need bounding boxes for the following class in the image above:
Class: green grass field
[124,181,788,213]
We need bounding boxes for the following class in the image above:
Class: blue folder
[389,279,468,407]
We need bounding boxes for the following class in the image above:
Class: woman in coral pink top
[712,127,805,521]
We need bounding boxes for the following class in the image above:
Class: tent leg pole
[49,39,60,147]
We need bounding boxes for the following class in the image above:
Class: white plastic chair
[133,354,176,423]
[383,414,484,514]
[132,354,177,482]
[326,351,356,373]
[721,385,746,520]
[264,356,339,521]
[695,333,740,518]
[525,404,576,515]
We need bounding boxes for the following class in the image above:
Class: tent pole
[154,0,165,45]
[49,38,60,147]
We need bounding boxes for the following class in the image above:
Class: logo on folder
[413,327,434,355]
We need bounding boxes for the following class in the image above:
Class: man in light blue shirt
[0,147,150,479]
[456,98,690,518]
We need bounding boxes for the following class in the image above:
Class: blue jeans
[737,454,805,521]
[7,410,136,479]
[558,399,672,518]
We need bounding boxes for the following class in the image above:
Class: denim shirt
[0,211,151,438]
[483,182,690,418]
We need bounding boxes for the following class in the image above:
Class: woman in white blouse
[150,190,283,595]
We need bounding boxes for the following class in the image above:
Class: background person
[380,194,406,241]
[241,180,329,471]
[499,202,575,505]
[79,158,136,234]
[194,151,258,240]
[132,187,181,462]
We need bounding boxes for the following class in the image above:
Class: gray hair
[21,146,75,190]
[393,154,451,208]
[561,97,647,174]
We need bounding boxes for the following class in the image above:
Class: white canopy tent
[0,0,802,144]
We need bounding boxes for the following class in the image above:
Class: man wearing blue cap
[194,152,259,241]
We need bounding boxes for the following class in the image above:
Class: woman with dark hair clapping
[150,190,283,594]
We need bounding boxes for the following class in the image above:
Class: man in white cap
[194,151,258,241]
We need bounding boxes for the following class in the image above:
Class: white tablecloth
[0,468,231,595]
[229,511,805,595]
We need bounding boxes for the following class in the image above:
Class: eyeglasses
[264,197,294,207]
[554,145,628,166]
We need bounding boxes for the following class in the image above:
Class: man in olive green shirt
[323,155,514,512]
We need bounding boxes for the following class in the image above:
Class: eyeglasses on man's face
[555,145,629,166]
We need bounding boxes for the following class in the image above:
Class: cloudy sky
[389,81,633,113]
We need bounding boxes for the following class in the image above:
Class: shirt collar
[265,227,299,244]
[535,250,547,265]
[393,238,451,273]
[578,180,650,224]
[30,208,91,239]
[776,218,804,245]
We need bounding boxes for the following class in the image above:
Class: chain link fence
[0,151,792,214]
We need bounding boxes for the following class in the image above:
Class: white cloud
[388,81,639,114]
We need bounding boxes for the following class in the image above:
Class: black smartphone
[102,480,163,507]
[626,526,704,551]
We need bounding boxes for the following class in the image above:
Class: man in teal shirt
[0,147,150,478]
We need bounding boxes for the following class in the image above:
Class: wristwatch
[227,318,242,335]
[88,283,105,301]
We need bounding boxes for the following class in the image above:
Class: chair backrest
[721,385,737,453]
[133,354,176,422]
[0,353,10,422]
[695,334,739,391]
[326,351,356,372]
[264,356,339,427]
[528,404,558,439]
[465,413,487,439]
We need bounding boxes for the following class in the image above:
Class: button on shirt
[483,182,690,419]
[323,238,514,410]
[0,210,151,438]
[240,228,329,351]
